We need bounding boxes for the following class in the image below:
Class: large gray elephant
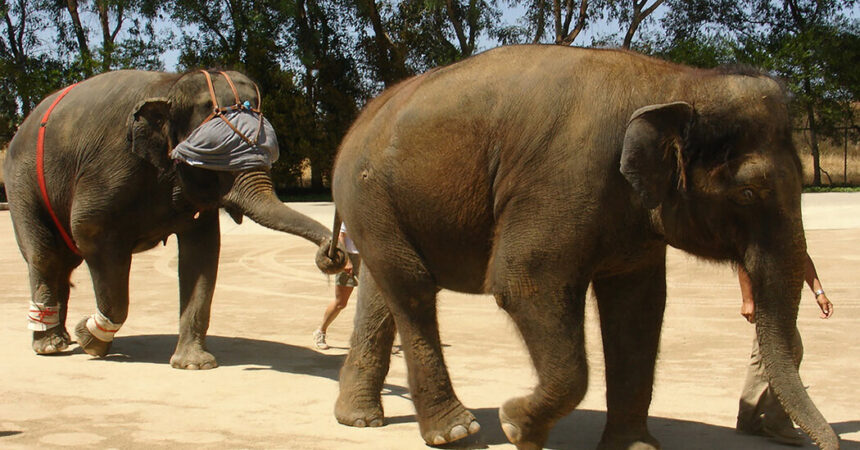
[330,46,838,449]
[5,69,345,369]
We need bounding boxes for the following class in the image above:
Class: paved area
[0,194,858,449]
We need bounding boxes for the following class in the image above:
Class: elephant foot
[335,390,385,428]
[597,429,661,450]
[74,317,111,357]
[32,327,71,354]
[170,345,218,370]
[499,397,551,450]
[418,402,480,446]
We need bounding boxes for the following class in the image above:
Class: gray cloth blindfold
[171,109,279,171]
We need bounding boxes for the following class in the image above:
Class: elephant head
[127,70,346,274]
[620,74,838,449]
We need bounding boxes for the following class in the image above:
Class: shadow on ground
[99,334,346,379]
[386,409,860,450]
[61,334,860,450]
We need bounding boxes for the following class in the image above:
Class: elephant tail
[314,209,346,275]
[328,210,342,259]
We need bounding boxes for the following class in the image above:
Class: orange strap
[37,83,82,256]
[197,70,264,146]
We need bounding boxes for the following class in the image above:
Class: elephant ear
[620,101,694,209]
[127,97,172,169]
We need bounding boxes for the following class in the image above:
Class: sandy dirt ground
[1,193,858,450]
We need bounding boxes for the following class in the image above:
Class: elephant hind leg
[336,268,394,428]
[17,221,79,354]
[351,236,479,445]
[495,278,589,449]
[29,263,74,354]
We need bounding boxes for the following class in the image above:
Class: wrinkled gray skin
[331,46,838,449]
[5,70,345,369]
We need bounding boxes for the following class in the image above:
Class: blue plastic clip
[243,100,251,109]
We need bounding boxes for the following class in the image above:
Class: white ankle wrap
[85,311,122,342]
[27,302,61,331]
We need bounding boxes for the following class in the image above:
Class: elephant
[4,69,345,370]
[329,45,839,449]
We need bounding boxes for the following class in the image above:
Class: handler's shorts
[335,253,361,287]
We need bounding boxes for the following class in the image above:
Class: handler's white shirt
[340,223,359,254]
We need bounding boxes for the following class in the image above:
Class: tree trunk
[96,0,124,72]
[3,3,32,115]
[622,0,665,49]
[65,0,93,75]
[556,0,588,45]
[310,156,324,190]
[803,79,821,186]
[358,0,410,86]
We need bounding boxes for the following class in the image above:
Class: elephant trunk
[223,169,346,274]
[747,244,838,450]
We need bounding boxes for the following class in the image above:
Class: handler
[313,223,360,350]
[735,253,834,446]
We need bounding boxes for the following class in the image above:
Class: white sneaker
[313,329,329,350]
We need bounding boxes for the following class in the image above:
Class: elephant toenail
[450,425,468,441]
[369,419,383,427]
[353,419,366,428]
[469,421,481,434]
[186,364,199,370]
[501,422,521,444]
[433,435,447,445]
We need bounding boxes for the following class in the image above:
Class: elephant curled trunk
[223,169,346,274]
[749,247,839,450]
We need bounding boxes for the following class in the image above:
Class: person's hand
[741,300,755,323]
[343,258,354,275]
[816,293,833,319]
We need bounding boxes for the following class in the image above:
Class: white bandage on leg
[85,310,122,342]
[27,302,61,331]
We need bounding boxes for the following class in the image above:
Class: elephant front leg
[495,278,589,450]
[592,259,667,450]
[171,210,220,370]
[336,269,395,428]
[74,248,132,358]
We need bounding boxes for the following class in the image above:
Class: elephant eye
[735,187,757,205]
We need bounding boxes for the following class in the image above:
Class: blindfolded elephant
[330,46,838,449]
[5,69,345,369]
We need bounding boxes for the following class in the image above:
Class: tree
[290,0,363,189]
[350,0,411,86]
[0,0,69,144]
[659,0,859,186]
[599,0,667,49]
[42,0,166,76]
[505,0,590,45]
[350,0,505,87]
[502,0,666,48]
[167,0,364,191]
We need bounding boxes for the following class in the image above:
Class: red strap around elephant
[37,82,82,256]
